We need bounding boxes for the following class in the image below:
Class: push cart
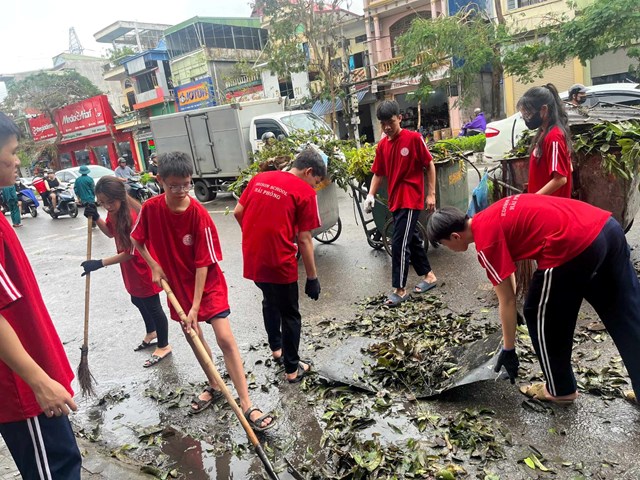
[350,156,471,255]
[312,179,342,244]
[490,152,639,232]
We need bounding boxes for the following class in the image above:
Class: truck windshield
[280,113,331,133]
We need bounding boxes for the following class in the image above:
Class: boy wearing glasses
[131,151,275,430]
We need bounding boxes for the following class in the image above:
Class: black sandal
[190,386,221,414]
[244,407,276,432]
[134,340,157,351]
[287,362,311,384]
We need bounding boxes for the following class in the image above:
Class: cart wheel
[314,218,342,244]
[382,218,429,257]
[367,230,385,250]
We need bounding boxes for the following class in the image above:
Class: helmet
[261,131,276,142]
[569,83,587,97]
[118,157,127,164]
[150,152,157,159]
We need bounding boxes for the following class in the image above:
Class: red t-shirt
[472,194,610,286]
[238,171,321,284]
[371,129,433,211]
[528,126,572,198]
[0,216,74,423]
[105,210,161,298]
[131,195,229,322]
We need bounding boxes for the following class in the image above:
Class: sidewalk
[0,436,150,480]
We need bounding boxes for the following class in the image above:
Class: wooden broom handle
[83,218,92,346]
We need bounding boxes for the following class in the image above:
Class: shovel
[160,279,280,480]
[314,331,503,398]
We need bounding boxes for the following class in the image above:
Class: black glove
[305,278,321,301]
[84,203,100,221]
[494,348,519,384]
[81,259,104,277]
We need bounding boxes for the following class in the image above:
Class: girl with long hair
[516,83,573,198]
[81,176,172,367]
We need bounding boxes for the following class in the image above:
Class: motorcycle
[43,186,78,219]
[0,189,38,218]
[145,178,163,196]
[126,176,153,203]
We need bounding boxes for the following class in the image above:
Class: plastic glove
[364,194,375,214]
[81,259,104,277]
[494,348,519,384]
[305,278,321,300]
[84,203,100,221]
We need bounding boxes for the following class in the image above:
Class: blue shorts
[205,308,231,324]
[0,413,81,479]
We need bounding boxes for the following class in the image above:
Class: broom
[77,216,97,396]
[160,279,280,480]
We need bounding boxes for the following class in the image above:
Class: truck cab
[250,110,333,151]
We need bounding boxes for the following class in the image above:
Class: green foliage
[573,121,640,180]
[253,0,353,119]
[393,7,510,116]
[344,143,376,184]
[504,0,640,79]
[104,46,136,63]
[227,130,355,196]
[434,134,486,154]
[2,71,102,141]
[139,172,153,185]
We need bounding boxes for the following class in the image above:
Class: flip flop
[385,292,410,307]
[134,340,157,351]
[190,385,222,414]
[143,351,172,368]
[287,362,311,383]
[520,383,575,405]
[244,406,276,432]
[414,280,436,293]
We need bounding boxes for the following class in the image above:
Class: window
[118,142,133,167]
[255,121,285,140]
[355,34,367,44]
[350,52,365,70]
[94,145,111,169]
[389,12,431,57]
[74,149,90,165]
[507,0,547,10]
[59,153,72,169]
[279,79,295,99]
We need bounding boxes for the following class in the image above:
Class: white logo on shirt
[400,147,410,156]
[183,234,193,246]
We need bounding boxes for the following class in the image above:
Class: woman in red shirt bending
[517,83,573,198]
[81,176,172,367]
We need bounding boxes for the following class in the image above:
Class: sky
[0,0,364,74]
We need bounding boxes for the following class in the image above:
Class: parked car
[484,83,640,161]
[55,165,115,186]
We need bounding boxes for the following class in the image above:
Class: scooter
[43,186,78,219]
[18,189,39,217]
[126,176,153,203]
[146,179,163,196]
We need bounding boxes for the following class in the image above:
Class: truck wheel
[194,181,216,202]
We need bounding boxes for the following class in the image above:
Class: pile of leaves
[334,295,500,395]
[227,130,354,197]
[507,120,640,181]
[431,134,486,156]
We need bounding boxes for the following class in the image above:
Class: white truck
[149,97,332,202]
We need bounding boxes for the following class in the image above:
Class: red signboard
[54,95,114,142]
[27,114,57,142]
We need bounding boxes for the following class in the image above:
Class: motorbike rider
[459,108,486,136]
[148,153,158,177]
[568,83,588,107]
[42,170,60,213]
[114,157,136,182]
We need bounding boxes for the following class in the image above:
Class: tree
[392,5,511,120]
[105,46,136,63]
[252,0,356,132]
[2,71,102,144]
[504,0,640,81]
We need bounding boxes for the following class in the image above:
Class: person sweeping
[80,176,172,367]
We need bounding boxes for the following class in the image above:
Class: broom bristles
[77,345,96,397]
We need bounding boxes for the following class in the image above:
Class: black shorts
[205,309,231,324]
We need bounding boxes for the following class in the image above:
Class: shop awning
[311,89,368,116]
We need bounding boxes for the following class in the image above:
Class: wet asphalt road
[11,175,640,479]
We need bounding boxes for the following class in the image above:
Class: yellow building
[501,0,589,115]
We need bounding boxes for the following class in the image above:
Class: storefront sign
[55,95,114,142]
[28,113,57,141]
[175,78,216,112]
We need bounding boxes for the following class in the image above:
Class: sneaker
[54,208,61,213]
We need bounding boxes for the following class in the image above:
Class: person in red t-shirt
[234,148,325,383]
[427,194,640,405]
[365,100,437,306]
[0,112,81,479]
[131,151,275,431]
[517,84,573,198]
[80,176,172,367]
